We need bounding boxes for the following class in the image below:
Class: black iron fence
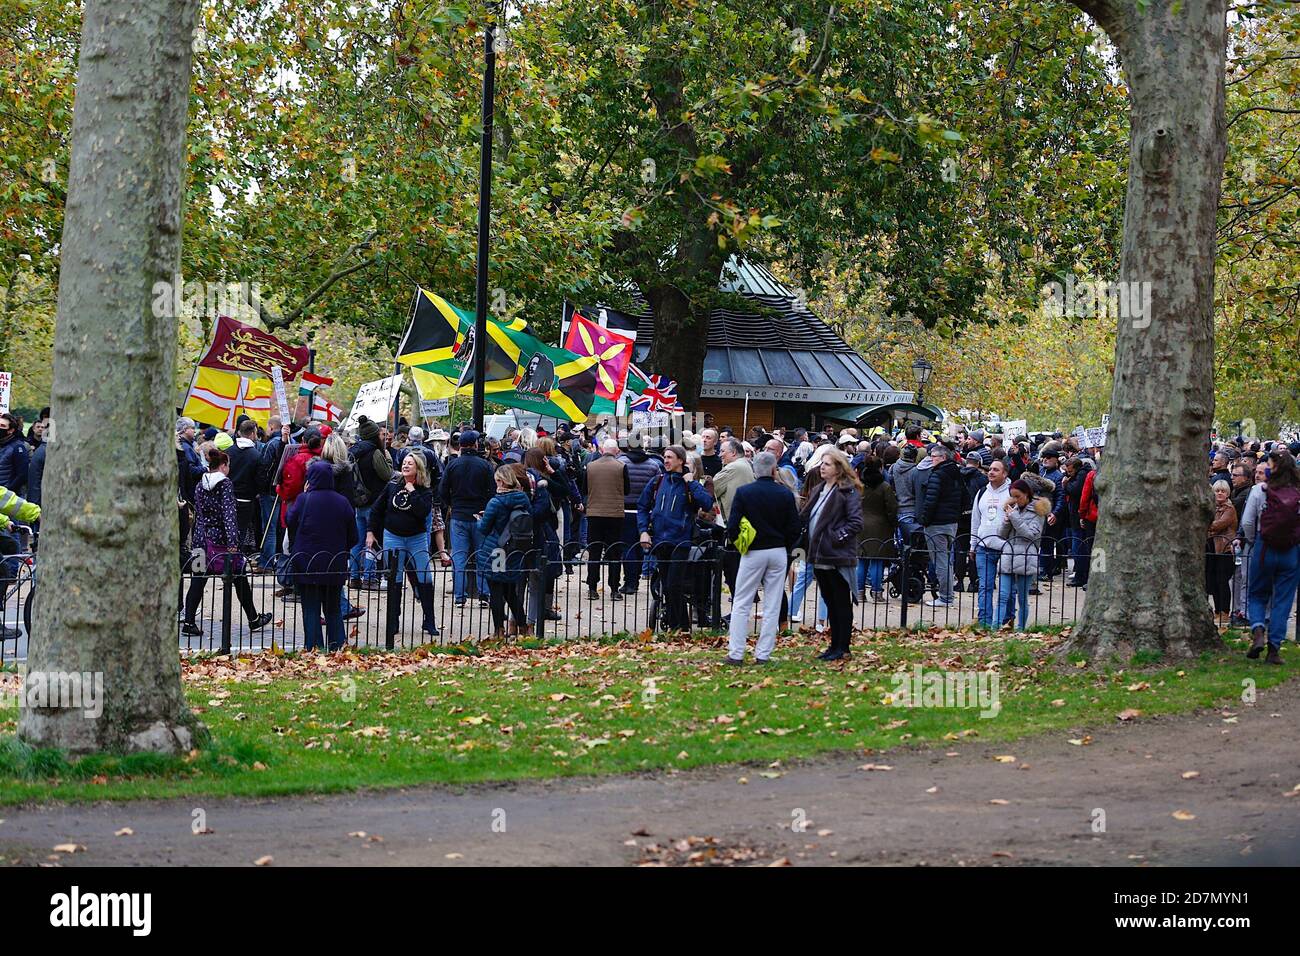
[0,533,1292,663]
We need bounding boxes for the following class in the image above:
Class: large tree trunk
[644,233,724,408]
[19,0,200,753]
[1062,0,1227,660]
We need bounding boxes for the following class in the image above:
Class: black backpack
[502,498,534,556]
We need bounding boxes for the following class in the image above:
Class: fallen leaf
[348,831,368,839]
[1172,810,1196,821]
[993,755,1016,763]
[925,786,939,794]
[253,855,274,866]
[1181,771,1200,780]
[767,857,791,867]
[1116,708,1141,721]
[445,852,464,860]
[758,771,783,779]
[114,828,134,837]
[857,763,893,772]
[1050,699,1066,707]
[52,843,84,854]
[988,799,1009,805]
[816,829,833,837]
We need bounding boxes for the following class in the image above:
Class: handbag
[204,541,244,575]
[735,516,757,556]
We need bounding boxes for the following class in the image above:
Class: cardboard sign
[1084,426,1107,448]
[343,374,403,432]
[1001,419,1027,441]
[420,398,450,418]
[270,367,292,424]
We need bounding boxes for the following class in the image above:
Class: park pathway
[2,673,1298,866]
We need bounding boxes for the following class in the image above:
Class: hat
[408,426,425,442]
[571,422,587,432]
[971,428,986,442]
[356,416,380,443]
[429,429,449,441]
[837,433,857,446]
[459,429,480,447]
[213,432,234,451]
[319,425,332,439]
[900,444,920,463]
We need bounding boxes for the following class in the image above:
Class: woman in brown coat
[1205,480,1237,626]
[800,449,864,661]
[857,455,897,602]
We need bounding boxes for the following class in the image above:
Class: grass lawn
[0,626,1293,804]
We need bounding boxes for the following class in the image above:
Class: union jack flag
[628,372,684,413]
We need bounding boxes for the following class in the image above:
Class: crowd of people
[169,410,1300,664]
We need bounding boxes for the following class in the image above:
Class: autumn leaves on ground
[0,626,1292,805]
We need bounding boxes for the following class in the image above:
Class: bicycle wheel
[23,585,34,640]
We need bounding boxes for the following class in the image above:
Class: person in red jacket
[1075,464,1099,589]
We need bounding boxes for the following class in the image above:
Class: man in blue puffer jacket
[0,413,31,496]
[637,444,714,630]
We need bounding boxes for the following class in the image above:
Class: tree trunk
[1062,0,1227,661]
[644,233,724,408]
[19,0,200,753]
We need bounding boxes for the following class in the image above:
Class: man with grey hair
[723,451,802,664]
[584,437,631,599]
[712,437,756,604]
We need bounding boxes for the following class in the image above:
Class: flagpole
[471,8,499,431]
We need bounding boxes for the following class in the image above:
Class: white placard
[1001,419,1027,441]
[1084,426,1107,448]
[342,373,403,432]
[420,398,450,418]
[0,371,10,413]
[270,367,292,423]
[1100,413,1110,429]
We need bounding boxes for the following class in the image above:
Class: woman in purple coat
[288,459,358,651]
[182,448,273,644]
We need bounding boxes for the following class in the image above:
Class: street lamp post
[912,356,933,407]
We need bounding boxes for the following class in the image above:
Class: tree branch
[253,229,382,329]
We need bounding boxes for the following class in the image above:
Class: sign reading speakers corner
[699,385,915,406]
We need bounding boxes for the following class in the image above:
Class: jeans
[856,558,885,593]
[1231,541,1251,618]
[997,572,1031,630]
[350,505,376,583]
[974,545,1000,627]
[383,530,432,585]
[923,523,957,603]
[1074,520,1095,586]
[300,584,345,651]
[1248,542,1300,650]
[790,559,827,621]
[258,494,279,568]
[727,547,787,661]
[449,517,486,601]
[620,512,647,588]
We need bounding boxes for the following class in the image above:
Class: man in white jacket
[969,459,1011,627]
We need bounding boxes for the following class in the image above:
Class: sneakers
[611,591,624,602]
[1247,626,1267,659]
[587,587,600,601]
[722,655,744,666]
[181,620,203,636]
[455,597,467,608]
[789,614,803,624]
[924,598,952,608]
[248,612,273,632]
[870,590,884,603]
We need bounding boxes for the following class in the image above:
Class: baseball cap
[408,426,425,442]
[837,433,857,446]
[459,429,481,447]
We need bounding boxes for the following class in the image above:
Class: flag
[311,393,343,423]
[183,367,274,429]
[396,287,517,399]
[562,308,634,402]
[299,371,334,397]
[628,373,683,414]
[458,315,601,422]
[562,300,640,344]
[199,315,310,378]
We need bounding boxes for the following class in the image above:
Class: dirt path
[3,677,1299,867]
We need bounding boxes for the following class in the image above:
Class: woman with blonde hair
[799,448,863,661]
[366,452,439,638]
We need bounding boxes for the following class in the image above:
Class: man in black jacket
[348,416,394,589]
[439,429,495,605]
[724,452,802,664]
[920,443,963,608]
[227,418,263,556]
[617,437,663,594]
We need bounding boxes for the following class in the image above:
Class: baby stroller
[647,520,722,632]
[886,527,928,604]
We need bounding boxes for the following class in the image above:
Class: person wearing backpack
[348,416,393,591]
[477,465,533,638]
[637,444,715,630]
[1242,449,1300,664]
